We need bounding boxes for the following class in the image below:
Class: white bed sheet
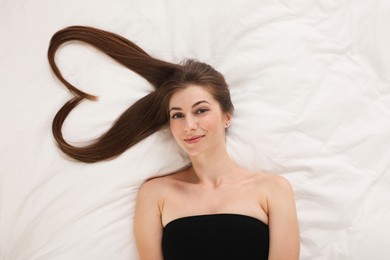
[1,0,390,259]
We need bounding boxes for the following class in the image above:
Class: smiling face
[169,85,231,157]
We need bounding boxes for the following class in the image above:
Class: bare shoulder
[257,173,297,215]
[138,168,189,195]
[253,172,295,196]
[138,174,172,196]
[264,174,293,189]
[135,171,184,218]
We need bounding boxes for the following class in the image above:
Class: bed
[1,0,390,259]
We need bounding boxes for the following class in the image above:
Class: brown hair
[48,26,233,163]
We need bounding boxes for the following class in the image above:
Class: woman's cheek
[169,122,182,142]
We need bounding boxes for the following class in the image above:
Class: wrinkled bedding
[1,0,390,259]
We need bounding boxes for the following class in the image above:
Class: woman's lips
[184,135,205,144]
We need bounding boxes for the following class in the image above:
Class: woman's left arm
[267,176,300,260]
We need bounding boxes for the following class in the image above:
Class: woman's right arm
[134,179,164,260]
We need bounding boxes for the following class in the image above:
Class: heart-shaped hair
[48,26,233,163]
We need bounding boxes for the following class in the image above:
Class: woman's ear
[224,113,232,128]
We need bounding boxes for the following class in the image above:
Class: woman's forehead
[169,85,214,108]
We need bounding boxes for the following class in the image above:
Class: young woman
[48,26,300,260]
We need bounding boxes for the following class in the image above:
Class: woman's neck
[189,145,241,188]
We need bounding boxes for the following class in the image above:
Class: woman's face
[168,85,231,157]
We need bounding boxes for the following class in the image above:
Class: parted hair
[48,26,233,163]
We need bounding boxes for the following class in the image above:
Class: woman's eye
[171,113,184,119]
[196,108,209,114]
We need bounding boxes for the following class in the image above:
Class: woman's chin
[183,148,204,158]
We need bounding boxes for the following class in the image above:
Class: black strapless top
[162,214,269,260]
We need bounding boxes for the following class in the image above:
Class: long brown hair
[48,26,233,163]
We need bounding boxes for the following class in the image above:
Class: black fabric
[162,213,269,260]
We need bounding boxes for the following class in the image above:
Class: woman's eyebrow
[192,100,210,107]
[169,100,210,111]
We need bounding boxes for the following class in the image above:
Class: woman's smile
[184,135,205,144]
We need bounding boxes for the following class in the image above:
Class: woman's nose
[184,116,197,131]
